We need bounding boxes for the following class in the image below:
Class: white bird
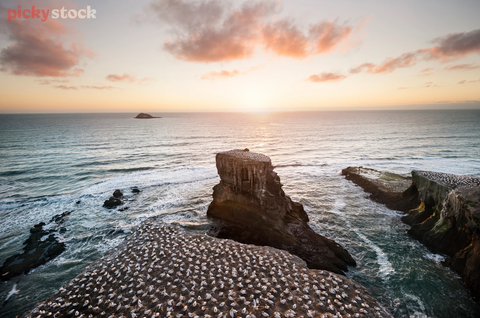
[4,283,20,302]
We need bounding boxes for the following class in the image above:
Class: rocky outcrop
[207,149,356,274]
[134,113,161,119]
[405,171,480,301]
[342,167,480,301]
[342,166,420,212]
[103,189,124,208]
[0,211,71,281]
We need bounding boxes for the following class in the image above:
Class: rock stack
[207,149,356,274]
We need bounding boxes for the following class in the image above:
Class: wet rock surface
[0,211,71,281]
[341,166,420,213]
[23,221,392,318]
[207,150,356,274]
[104,189,124,208]
[342,167,480,302]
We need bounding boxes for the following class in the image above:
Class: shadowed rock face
[342,167,480,302]
[207,150,356,274]
[406,171,480,301]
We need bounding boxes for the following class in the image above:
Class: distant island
[134,113,161,119]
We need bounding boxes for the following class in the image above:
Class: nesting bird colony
[25,221,391,318]
[415,170,480,189]
[220,150,271,163]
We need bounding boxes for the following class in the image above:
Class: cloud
[444,64,480,71]
[262,20,310,58]
[420,67,434,73]
[309,19,354,54]
[144,0,364,62]
[458,80,466,84]
[138,77,155,83]
[427,29,480,60]
[397,82,441,89]
[36,79,70,85]
[349,28,480,75]
[81,85,118,90]
[307,72,347,82]
[0,8,94,77]
[106,73,136,82]
[54,85,77,90]
[201,69,240,80]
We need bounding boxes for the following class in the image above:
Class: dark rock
[0,222,65,281]
[135,113,161,119]
[342,167,480,302]
[103,197,123,208]
[119,207,129,211]
[76,200,81,204]
[113,189,123,198]
[132,187,140,194]
[207,150,356,274]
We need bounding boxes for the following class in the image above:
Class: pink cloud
[349,28,480,75]
[444,64,480,71]
[262,20,310,58]
[54,85,77,90]
[309,19,353,54]
[426,29,480,61]
[146,0,364,62]
[420,67,434,73]
[0,7,94,77]
[307,72,347,82]
[106,73,136,82]
[201,69,241,80]
[81,85,117,90]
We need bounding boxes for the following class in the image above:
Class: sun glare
[239,88,272,113]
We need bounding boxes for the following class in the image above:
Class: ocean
[0,110,480,317]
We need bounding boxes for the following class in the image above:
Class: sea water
[0,110,479,317]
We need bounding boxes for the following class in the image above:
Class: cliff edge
[207,149,356,274]
[342,167,480,301]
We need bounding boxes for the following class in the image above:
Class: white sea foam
[81,167,217,196]
[424,252,446,263]
[330,194,394,281]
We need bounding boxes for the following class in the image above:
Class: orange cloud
[106,73,136,82]
[262,20,310,58]
[0,9,93,77]
[310,19,353,54]
[147,0,363,62]
[201,69,241,80]
[444,64,480,71]
[307,72,347,82]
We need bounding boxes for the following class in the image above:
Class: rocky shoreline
[342,166,480,302]
[18,151,398,317]
[23,220,392,318]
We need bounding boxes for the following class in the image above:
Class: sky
[0,0,479,113]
